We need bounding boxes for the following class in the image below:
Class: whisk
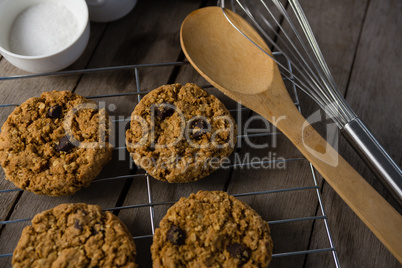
[221,0,402,205]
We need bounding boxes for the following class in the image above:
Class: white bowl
[0,0,90,73]
[86,0,137,22]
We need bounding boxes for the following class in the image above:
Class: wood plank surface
[305,0,402,267]
[0,0,400,267]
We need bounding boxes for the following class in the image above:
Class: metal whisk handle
[342,118,402,206]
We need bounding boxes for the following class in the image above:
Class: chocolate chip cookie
[151,191,273,267]
[126,83,237,183]
[12,203,137,268]
[0,91,113,196]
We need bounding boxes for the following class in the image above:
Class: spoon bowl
[181,7,278,95]
[180,6,402,261]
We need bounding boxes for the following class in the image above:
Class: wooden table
[0,0,400,267]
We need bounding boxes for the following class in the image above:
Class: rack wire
[0,53,340,267]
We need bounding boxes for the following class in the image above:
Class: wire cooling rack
[0,52,340,267]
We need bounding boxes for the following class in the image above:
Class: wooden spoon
[180,6,402,261]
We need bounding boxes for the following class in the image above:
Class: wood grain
[0,0,400,267]
[306,0,402,267]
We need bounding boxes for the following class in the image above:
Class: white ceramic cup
[0,0,89,73]
[86,0,138,22]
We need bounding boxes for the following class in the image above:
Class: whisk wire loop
[227,0,358,127]
[287,0,357,123]
[220,0,402,205]
[226,3,334,124]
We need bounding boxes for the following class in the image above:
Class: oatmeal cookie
[0,91,113,196]
[12,203,137,268]
[151,191,273,267]
[126,83,237,183]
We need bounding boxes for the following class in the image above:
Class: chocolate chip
[167,225,186,245]
[192,130,204,140]
[191,119,208,129]
[148,145,155,151]
[155,103,175,120]
[48,105,62,119]
[226,243,251,263]
[74,219,83,231]
[190,119,209,140]
[55,136,75,152]
[91,227,99,235]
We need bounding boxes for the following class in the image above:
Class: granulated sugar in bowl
[9,3,80,56]
[0,0,89,73]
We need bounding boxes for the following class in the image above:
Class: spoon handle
[274,105,402,262]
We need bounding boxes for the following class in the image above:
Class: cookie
[0,91,113,196]
[151,191,273,267]
[12,203,137,268]
[126,83,237,183]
